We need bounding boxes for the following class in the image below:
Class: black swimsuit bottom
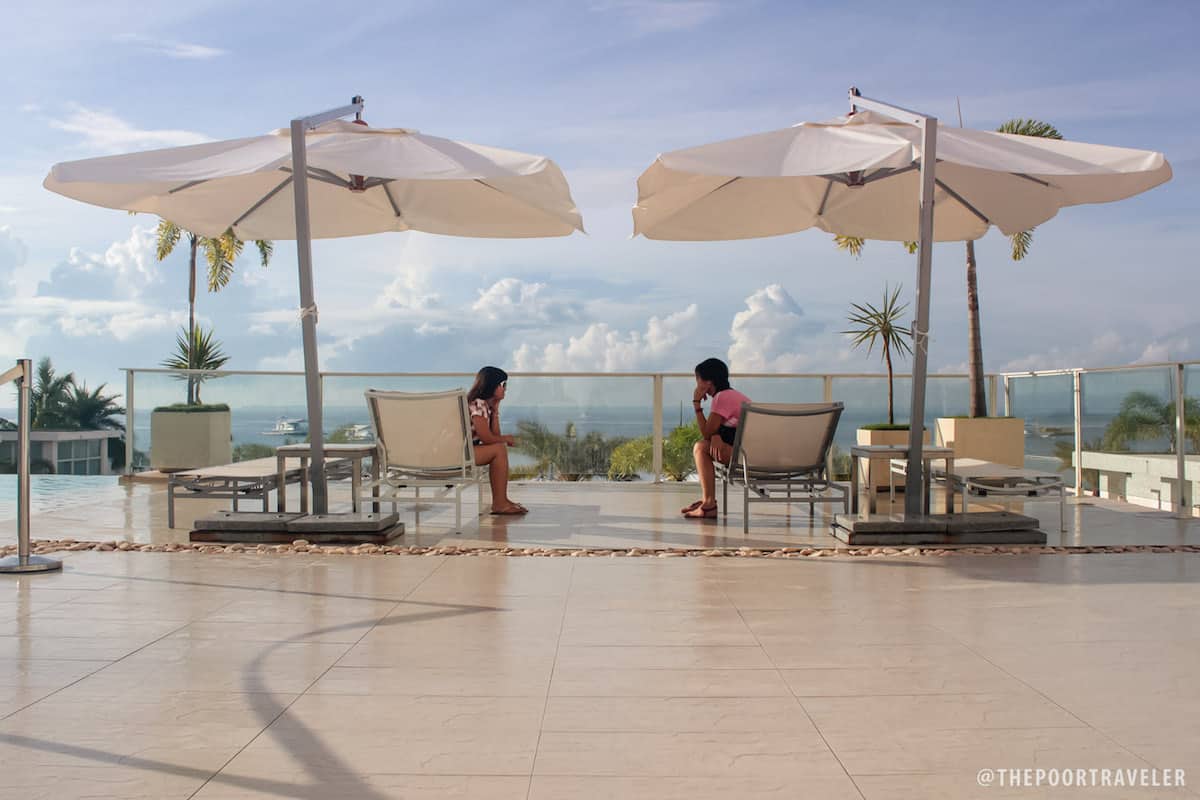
[718,425,737,446]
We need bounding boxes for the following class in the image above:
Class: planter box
[935,417,1024,468]
[151,410,232,471]
[856,427,930,491]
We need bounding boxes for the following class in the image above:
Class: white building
[0,429,123,475]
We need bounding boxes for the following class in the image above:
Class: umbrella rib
[934,179,990,225]
[816,179,834,216]
[473,178,573,226]
[168,179,209,195]
[381,182,404,219]
[231,174,294,230]
[1012,172,1051,187]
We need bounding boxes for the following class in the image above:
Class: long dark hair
[694,358,731,393]
[468,366,508,403]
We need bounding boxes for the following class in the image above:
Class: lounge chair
[716,402,848,533]
[363,389,486,533]
[889,457,1066,531]
[167,455,350,528]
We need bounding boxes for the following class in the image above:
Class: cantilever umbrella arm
[289,95,364,516]
[847,88,937,518]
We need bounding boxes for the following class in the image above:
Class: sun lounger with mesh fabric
[891,457,1066,531]
[166,455,349,528]
[716,402,848,534]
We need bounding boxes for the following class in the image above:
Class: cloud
[728,285,833,371]
[37,225,160,300]
[47,105,210,152]
[0,226,28,298]
[591,0,724,34]
[376,268,440,311]
[115,34,227,60]
[513,304,699,371]
[471,277,579,324]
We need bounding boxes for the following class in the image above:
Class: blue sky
[1,0,1198,396]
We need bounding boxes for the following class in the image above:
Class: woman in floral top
[467,366,527,515]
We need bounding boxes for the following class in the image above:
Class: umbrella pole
[848,90,937,518]
[289,97,365,516]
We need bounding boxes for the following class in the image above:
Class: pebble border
[5,540,1200,559]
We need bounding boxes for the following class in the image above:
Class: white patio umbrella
[633,89,1171,517]
[45,97,583,514]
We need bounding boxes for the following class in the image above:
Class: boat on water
[264,417,308,436]
[346,423,373,441]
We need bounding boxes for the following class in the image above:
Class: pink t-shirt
[710,388,751,426]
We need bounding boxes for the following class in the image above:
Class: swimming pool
[0,475,124,521]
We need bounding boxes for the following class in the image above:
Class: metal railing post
[652,374,664,483]
[824,375,835,479]
[0,359,63,573]
[988,374,999,417]
[124,369,135,477]
[1073,370,1084,496]
[1175,363,1189,517]
[1003,375,1011,417]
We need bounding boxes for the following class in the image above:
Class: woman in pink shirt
[682,358,751,519]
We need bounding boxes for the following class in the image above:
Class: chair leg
[456,486,462,533]
[1059,486,1066,532]
[722,474,728,517]
[168,482,175,529]
[743,485,750,534]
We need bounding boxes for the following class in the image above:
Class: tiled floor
[3,478,1200,551]
[0,550,1197,798]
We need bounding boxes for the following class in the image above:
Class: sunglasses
[500,381,508,388]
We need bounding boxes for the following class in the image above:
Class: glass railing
[1006,372,1076,487]
[117,364,1199,515]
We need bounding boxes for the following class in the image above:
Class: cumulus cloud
[513,304,699,371]
[37,225,159,300]
[47,105,210,152]
[727,284,834,371]
[376,268,440,311]
[471,278,578,324]
[0,226,28,298]
[115,34,227,60]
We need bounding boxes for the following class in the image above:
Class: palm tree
[62,383,125,432]
[160,326,230,404]
[154,220,272,403]
[31,357,75,429]
[833,117,1062,418]
[842,285,913,425]
[1101,391,1200,454]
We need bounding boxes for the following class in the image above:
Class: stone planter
[151,409,232,471]
[935,417,1024,468]
[856,427,930,491]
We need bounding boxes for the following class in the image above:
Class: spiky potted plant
[842,284,927,491]
[150,326,232,471]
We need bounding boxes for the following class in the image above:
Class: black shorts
[717,425,737,446]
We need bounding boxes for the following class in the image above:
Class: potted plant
[150,327,232,471]
[843,284,926,490]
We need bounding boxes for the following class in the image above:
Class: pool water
[0,475,124,521]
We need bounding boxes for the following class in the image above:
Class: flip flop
[680,499,704,515]
[490,504,529,516]
[683,504,718,519]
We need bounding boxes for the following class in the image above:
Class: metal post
[1073,370,1083,496]
[988,374,999,417]
[901,125,938,516]
[652,374,663,483]
[1175,363,1188,517]
[848,89,937,518]
[0,359,63,573]
[1003,374,1012,417]
[824,375,835,479]
[289,95,365,516]
[124,368,135,477]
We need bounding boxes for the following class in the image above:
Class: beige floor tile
[0,635,163,662]
[559,609,756,646]
[542,696,817,733]
[307,664,553,696]
[192,774,530,800]
[549,666,790,697]
[336,636,559,667]
[761,641,989,670]
[527,775,863,800]
[554,644,772,669]
[802,692,1086,733]
[532,730,845,777]
[780,661,1031,696]
[0,764,210,800]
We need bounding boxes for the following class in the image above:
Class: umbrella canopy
[45,120,584,240]
[633,110,1171,242]
[44,100,582,517]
